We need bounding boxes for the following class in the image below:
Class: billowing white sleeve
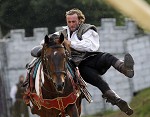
[70,29,100,52]
[10,85,17,104]
[40,39,44,45]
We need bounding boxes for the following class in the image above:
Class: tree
[0,0,132,37]
[0,0,35,36]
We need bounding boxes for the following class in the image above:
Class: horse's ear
[59,33,64,43]
[44,35,49,44]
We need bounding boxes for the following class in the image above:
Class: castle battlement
[10,28,48,42]
[97,19,138,43]
[1,18,150,116]
[100,18,138,32]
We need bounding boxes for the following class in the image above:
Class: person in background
[10,75,29,117]
[62,8,134,115]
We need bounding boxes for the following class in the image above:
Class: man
[10,75,29,117]
[62,8,134,115]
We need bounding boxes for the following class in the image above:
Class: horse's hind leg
[66,104,79,117]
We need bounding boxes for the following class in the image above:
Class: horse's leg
[75,94,83,116]
[66,104,79,117]
[77,105,81,116]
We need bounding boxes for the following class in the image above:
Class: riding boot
[102,90,133,115]
[113,53,134,78]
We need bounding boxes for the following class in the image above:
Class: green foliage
[0,0,124,36]
[0,0,149,36]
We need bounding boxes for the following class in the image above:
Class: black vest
[61,24,98,66]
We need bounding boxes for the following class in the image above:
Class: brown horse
[25,33,83,117]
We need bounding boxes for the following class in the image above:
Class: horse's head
[42,33,67,93]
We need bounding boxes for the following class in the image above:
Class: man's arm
[69,29,100,52]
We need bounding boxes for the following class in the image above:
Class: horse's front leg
[66,104,79,117]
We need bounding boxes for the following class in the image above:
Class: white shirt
[10,85,17,104]
[40,26,100,52]
[65,26,100,52]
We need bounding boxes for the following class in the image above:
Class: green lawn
[82,87,150,117]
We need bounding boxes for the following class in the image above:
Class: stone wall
[0,40,9,117]
[127,35,150,92]
[6,28,48,87]
[1,18,150,116]
[3,28,48,117]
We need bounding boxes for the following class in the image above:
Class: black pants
[78,52,118,94]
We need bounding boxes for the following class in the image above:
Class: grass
[82,87,150,117]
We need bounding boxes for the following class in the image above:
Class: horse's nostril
[56,82,65,91]
[57,86,62,91]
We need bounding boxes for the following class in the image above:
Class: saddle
[23,58,41,92]
[23,58,92,103]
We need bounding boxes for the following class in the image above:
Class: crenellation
[10,29,25,42]
[100,18,138,37]
[9,28,48,43]
[124,18,138,32]
[100,18,116,30]
[33,28,48,41]
[1,18,150,116]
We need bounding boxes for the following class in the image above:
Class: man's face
[19,76,24,84]
[66,14,80,32]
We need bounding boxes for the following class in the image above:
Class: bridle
[42,44,67,92]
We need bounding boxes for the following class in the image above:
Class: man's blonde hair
[66,8,85,23]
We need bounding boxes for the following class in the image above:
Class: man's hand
[64,39,71,47]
